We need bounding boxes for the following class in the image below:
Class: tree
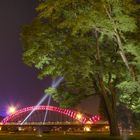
[21,0,140,136]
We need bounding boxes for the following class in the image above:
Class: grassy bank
[0,133,140,140]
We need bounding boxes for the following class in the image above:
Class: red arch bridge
[1,105,100,126]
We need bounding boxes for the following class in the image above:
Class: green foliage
[117,80,140,112]
[21,0,140,113]
[45,87,57,95]
[133,113,140,129]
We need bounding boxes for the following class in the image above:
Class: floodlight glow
[43,77,63,123]
[21,77,64,125]
[85,120,93,124]
[7,106,16,114]
[52,77,63,88]
[21,94,49,125]
[43,95,51,123]
[76,113,83,120]
[84,126,91,132]
[2,105,92,124]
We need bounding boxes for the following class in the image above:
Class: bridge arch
[2,105,95,124]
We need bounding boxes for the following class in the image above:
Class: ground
[0,133,140,140]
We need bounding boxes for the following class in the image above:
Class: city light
[105,126,109,130]
[2,105,92,124]
[7,106,16,114]
[91,115,101,123]
[85,120,93,124]
[76,113,83,120]
[84,126,91,132]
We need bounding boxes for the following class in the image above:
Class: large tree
[21,0,140,136]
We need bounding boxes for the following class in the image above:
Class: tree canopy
[21,0,140,136]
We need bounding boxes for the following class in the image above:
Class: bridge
[0,105,105,132]
[1,105,100,125]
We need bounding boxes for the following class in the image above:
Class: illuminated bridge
[1,105,100,125]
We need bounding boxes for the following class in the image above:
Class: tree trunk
[108,108,120,136]
[105,4,135,80]
[94,28,120,136]
[98,77,120,136]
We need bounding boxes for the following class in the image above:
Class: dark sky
[0,0,138,118]
[0,0,100,117]
[0,0,51,116]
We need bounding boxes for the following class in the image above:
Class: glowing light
[91,115,101,123]
[2,105,91,124]
[76,113,83,120]
[84,126,91,132]
[7,106,16,114]
[105,126,109,129]
[21,77,63,125]
[21,94,49,125]
[85,120,93,124]
[43,95,51,123]
[97,116,100,121]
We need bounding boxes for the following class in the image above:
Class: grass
[0,133,140,140]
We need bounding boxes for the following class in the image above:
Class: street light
[84,126,91,132]
[76,113,83,120]
[7,106,16,114]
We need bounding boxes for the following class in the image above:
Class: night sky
[0,0,51,116]
[0,0,99,117]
